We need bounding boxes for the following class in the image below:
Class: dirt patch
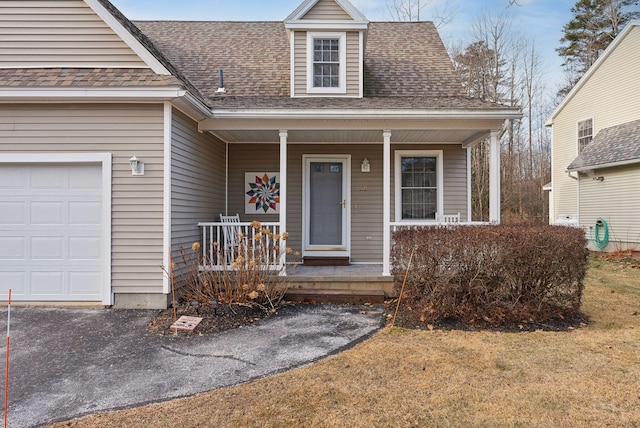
[383,299,590,332]
[147,303,276,336]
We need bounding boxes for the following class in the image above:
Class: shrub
[167,221,298,311]
[391,225,589,326]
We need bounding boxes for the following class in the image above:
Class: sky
[110,0,576,95]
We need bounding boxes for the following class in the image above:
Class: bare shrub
[391,225,589,326]
[167,221,298,311]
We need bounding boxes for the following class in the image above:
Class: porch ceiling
[208,129,490,144]
[200,117,505,146]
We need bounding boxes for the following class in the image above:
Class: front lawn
[51,255,640,427]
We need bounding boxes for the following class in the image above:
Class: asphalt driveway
[0,304,385,427]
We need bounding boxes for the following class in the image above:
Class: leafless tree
[451,11,552,223]
[386,0,457,27]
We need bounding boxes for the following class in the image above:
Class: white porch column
[279,130,288,273]
[489,130,501,223]
[382,130,392,276]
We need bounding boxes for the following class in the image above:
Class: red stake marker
[4,289,10,428]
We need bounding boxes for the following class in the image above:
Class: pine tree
[557,0,640,97]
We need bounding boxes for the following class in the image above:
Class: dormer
[285,0,369,98]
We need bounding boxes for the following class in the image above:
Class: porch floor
[289,264,387,278]
[285,264,394,304]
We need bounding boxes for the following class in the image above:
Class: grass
[50,256,640,427]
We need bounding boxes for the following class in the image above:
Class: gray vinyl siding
[170,108,226,252]
[302,0,352,20]
[578,164,640,248]
[0,0,147,68]
[293,32,306,97]
[0,103,164,295]
[346,32,360,96]
[227,143,469,263]
[292,31,361,97]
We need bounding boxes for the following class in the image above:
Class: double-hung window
[578,118,593,153]
[307,32,346,94]
[395,150,443,221]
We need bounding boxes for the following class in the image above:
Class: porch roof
[568,119,640,172]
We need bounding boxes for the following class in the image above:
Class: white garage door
[0,164,103,301]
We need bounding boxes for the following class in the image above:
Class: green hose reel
[590,218,609,250]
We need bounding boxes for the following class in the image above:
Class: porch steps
[284,272,394,304]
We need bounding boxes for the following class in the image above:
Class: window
[578,119,593,153]
[306,32,346,94]
[313,39,339,88]
[395,150,443,221]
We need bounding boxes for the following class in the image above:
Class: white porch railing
[197,221,283,271]
[390,220,490,231]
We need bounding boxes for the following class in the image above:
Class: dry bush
[167,221,298,311]
[391,225,589,326]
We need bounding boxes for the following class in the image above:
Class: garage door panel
[69,237,101,260]
[0,272,26,296]
[30,167,66,190]
[69,166,101,189]
[69,201,101,225]
[0,202,26,224]
[31,202,64,225]
[69,272,102,297]
[30,271,64,295]
[30,236,64,260]
[0,237,25,260]
[0,167,26,190]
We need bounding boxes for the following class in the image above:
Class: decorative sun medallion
[246,173,280,213]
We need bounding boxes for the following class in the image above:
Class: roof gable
[0,0,168,74]
[285,0,368,30]
[547,20,640,126]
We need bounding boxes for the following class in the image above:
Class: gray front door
[303,156,349,256]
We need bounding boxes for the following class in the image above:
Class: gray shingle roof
[0,68,181,87]
[568,119,640,171]
[133,20,507,110]
[0,0,517,114]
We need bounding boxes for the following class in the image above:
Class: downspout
[566,170,579,227]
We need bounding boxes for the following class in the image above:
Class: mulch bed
[384,299,590,332]
[148,298,588,337]
[147,303,276,336]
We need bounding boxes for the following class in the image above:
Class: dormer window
[313,39,339,87]
[307,32,346,94]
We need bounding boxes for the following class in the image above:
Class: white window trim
[577,117,594,154]
[394,150,444,222]
[306,32,347,95]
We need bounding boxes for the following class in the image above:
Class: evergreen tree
[557,0,640,97]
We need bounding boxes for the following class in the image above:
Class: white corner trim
[359,31,364,98]
[163,103,173,295]
[0,152,113,305]
[290,31,296,98]
[84,0,171,75]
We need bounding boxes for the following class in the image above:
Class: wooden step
[303,256,350,266]
[284,288,385,304]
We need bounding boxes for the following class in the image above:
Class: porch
[197,220,486,303]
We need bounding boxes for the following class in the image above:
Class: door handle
[341,200,346,208]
